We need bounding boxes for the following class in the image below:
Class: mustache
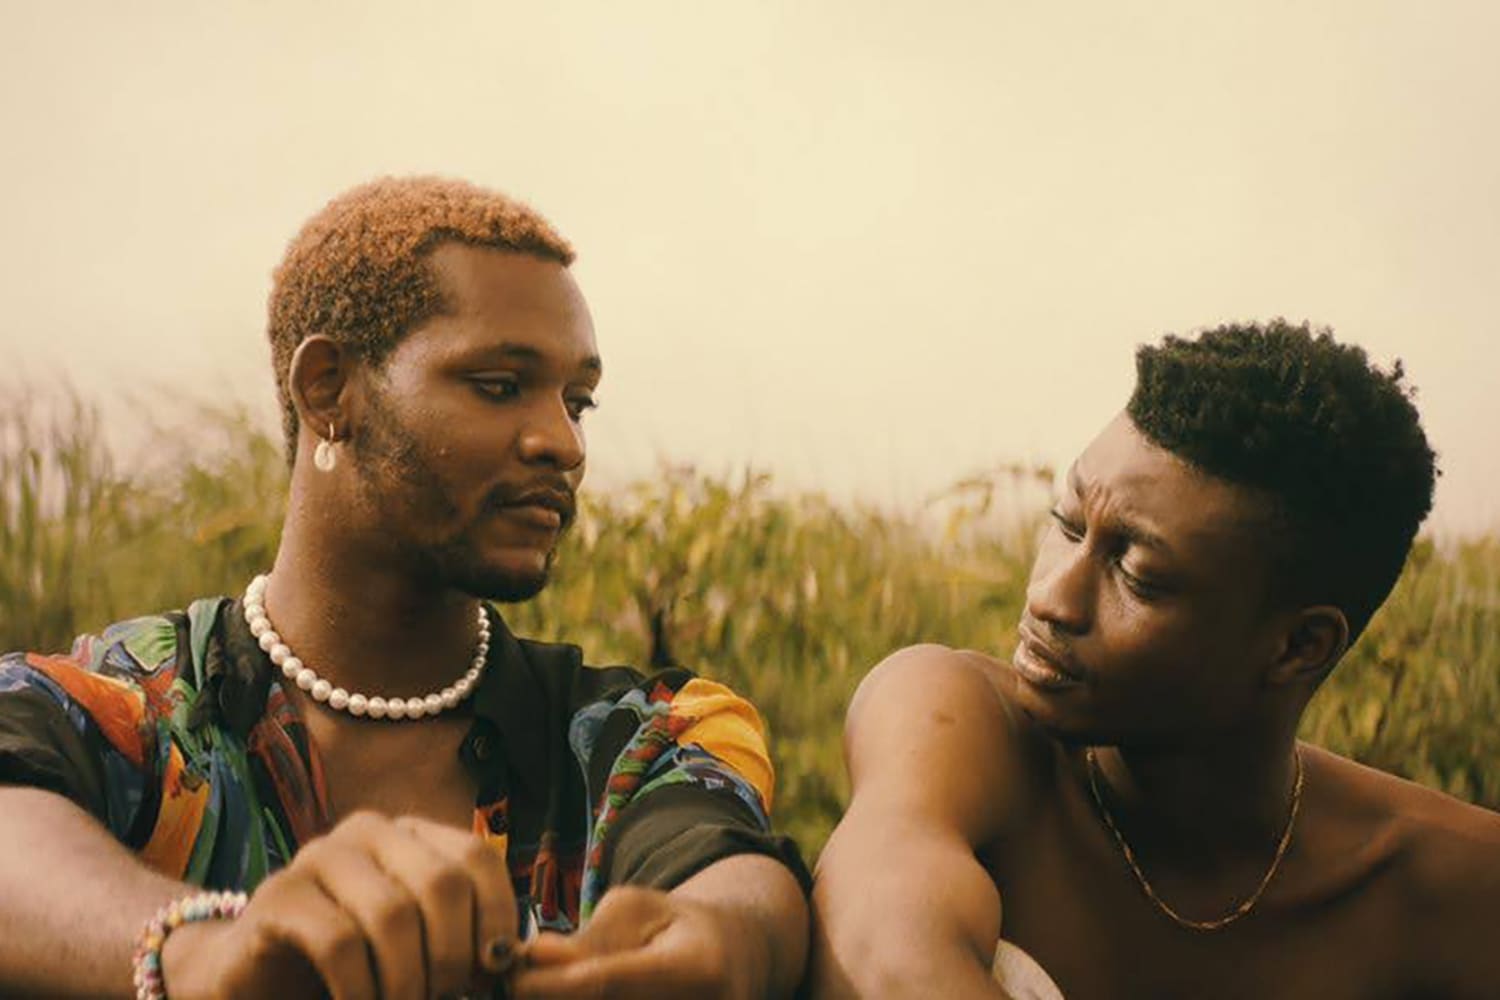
[484,478,578,525]
[1017,614,1087,679]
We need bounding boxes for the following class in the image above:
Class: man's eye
[1049,509,1084,542]
[1118,563,1163,599]
[566,395,598,420]
[473,378,520,400]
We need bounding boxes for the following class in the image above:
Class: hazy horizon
[3,2,1496,535]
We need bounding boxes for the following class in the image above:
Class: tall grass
[3,391,1497,858]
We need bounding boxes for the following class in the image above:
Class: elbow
[807,937,942,1000]
[809,892,945,1000]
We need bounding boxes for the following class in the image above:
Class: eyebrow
[1064,461,1176,556]
[478,342,603,375]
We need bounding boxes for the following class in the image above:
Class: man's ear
[288,336,351,444]
[1267,605,1350,687]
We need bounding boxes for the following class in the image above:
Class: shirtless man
[812,321,1500,998]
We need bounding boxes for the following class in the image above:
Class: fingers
[280,810,520,1000]
[240,874,378,1000]
[521,932,588,969]
[511,888,690,1000]
[568,886,675,956]
[397,814,521,972]
[302,833,433,1000]
[510,929,692,1000]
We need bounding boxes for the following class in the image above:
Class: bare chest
[312,719,479,831]
[984,808,1415,999]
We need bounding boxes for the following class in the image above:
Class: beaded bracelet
[131,889,249,1000]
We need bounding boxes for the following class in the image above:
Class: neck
[259,503,489,699]
[1093,726,1302,866]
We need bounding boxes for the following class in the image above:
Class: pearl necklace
[242,574,490,721]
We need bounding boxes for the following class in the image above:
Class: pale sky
[2,1,1495,533]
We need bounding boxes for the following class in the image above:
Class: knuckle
[598,884,651,915]
[319,920,369,969]
[306,938,373,993]
[371,892,419,938]
[340,808,387,836]
[392,812,433,833]
[291,834,332,868]
[460,836,503,872]
[418,862,469,904]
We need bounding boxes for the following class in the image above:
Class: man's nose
[1024,531,1094,635]
[517,397,585,471]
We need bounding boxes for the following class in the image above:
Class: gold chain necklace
[1084,746,1304,932]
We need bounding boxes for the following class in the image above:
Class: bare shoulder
[844,644,1044,843]
[1307,745,1500,991]
[845,643,1014,769]
[1313,746,1500,883]
[1386,769,1500,911]
[848,643,1006,728]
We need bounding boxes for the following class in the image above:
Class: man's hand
[160,811,519,1000]
[511,885,765,1000]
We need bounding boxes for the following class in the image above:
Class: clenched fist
[160,811,519,1000]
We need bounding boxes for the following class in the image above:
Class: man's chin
[463,566,550,604]
[420,537,558,604]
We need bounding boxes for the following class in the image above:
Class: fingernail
[485,937,517,974]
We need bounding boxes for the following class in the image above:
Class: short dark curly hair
[267,176,575,460]
[1128,319,1437,639]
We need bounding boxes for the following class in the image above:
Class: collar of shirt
[202,596,561,803]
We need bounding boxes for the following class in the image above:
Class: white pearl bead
[240,574,487,723]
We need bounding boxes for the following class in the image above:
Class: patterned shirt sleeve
[0,613,208,877]
[569,668,811,921]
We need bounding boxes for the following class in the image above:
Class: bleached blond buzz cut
[267,176,575,460]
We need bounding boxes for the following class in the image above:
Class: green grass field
[3,391,1497,859]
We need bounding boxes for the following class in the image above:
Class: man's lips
[498,503,564,530]
[1012,623,1086,690]
[493,487,575,532]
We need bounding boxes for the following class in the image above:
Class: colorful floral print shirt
[0,598,806,935]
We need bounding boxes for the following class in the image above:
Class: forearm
[0,787,191,997]
[809,820,1006,1000]
[671,853,809,999]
